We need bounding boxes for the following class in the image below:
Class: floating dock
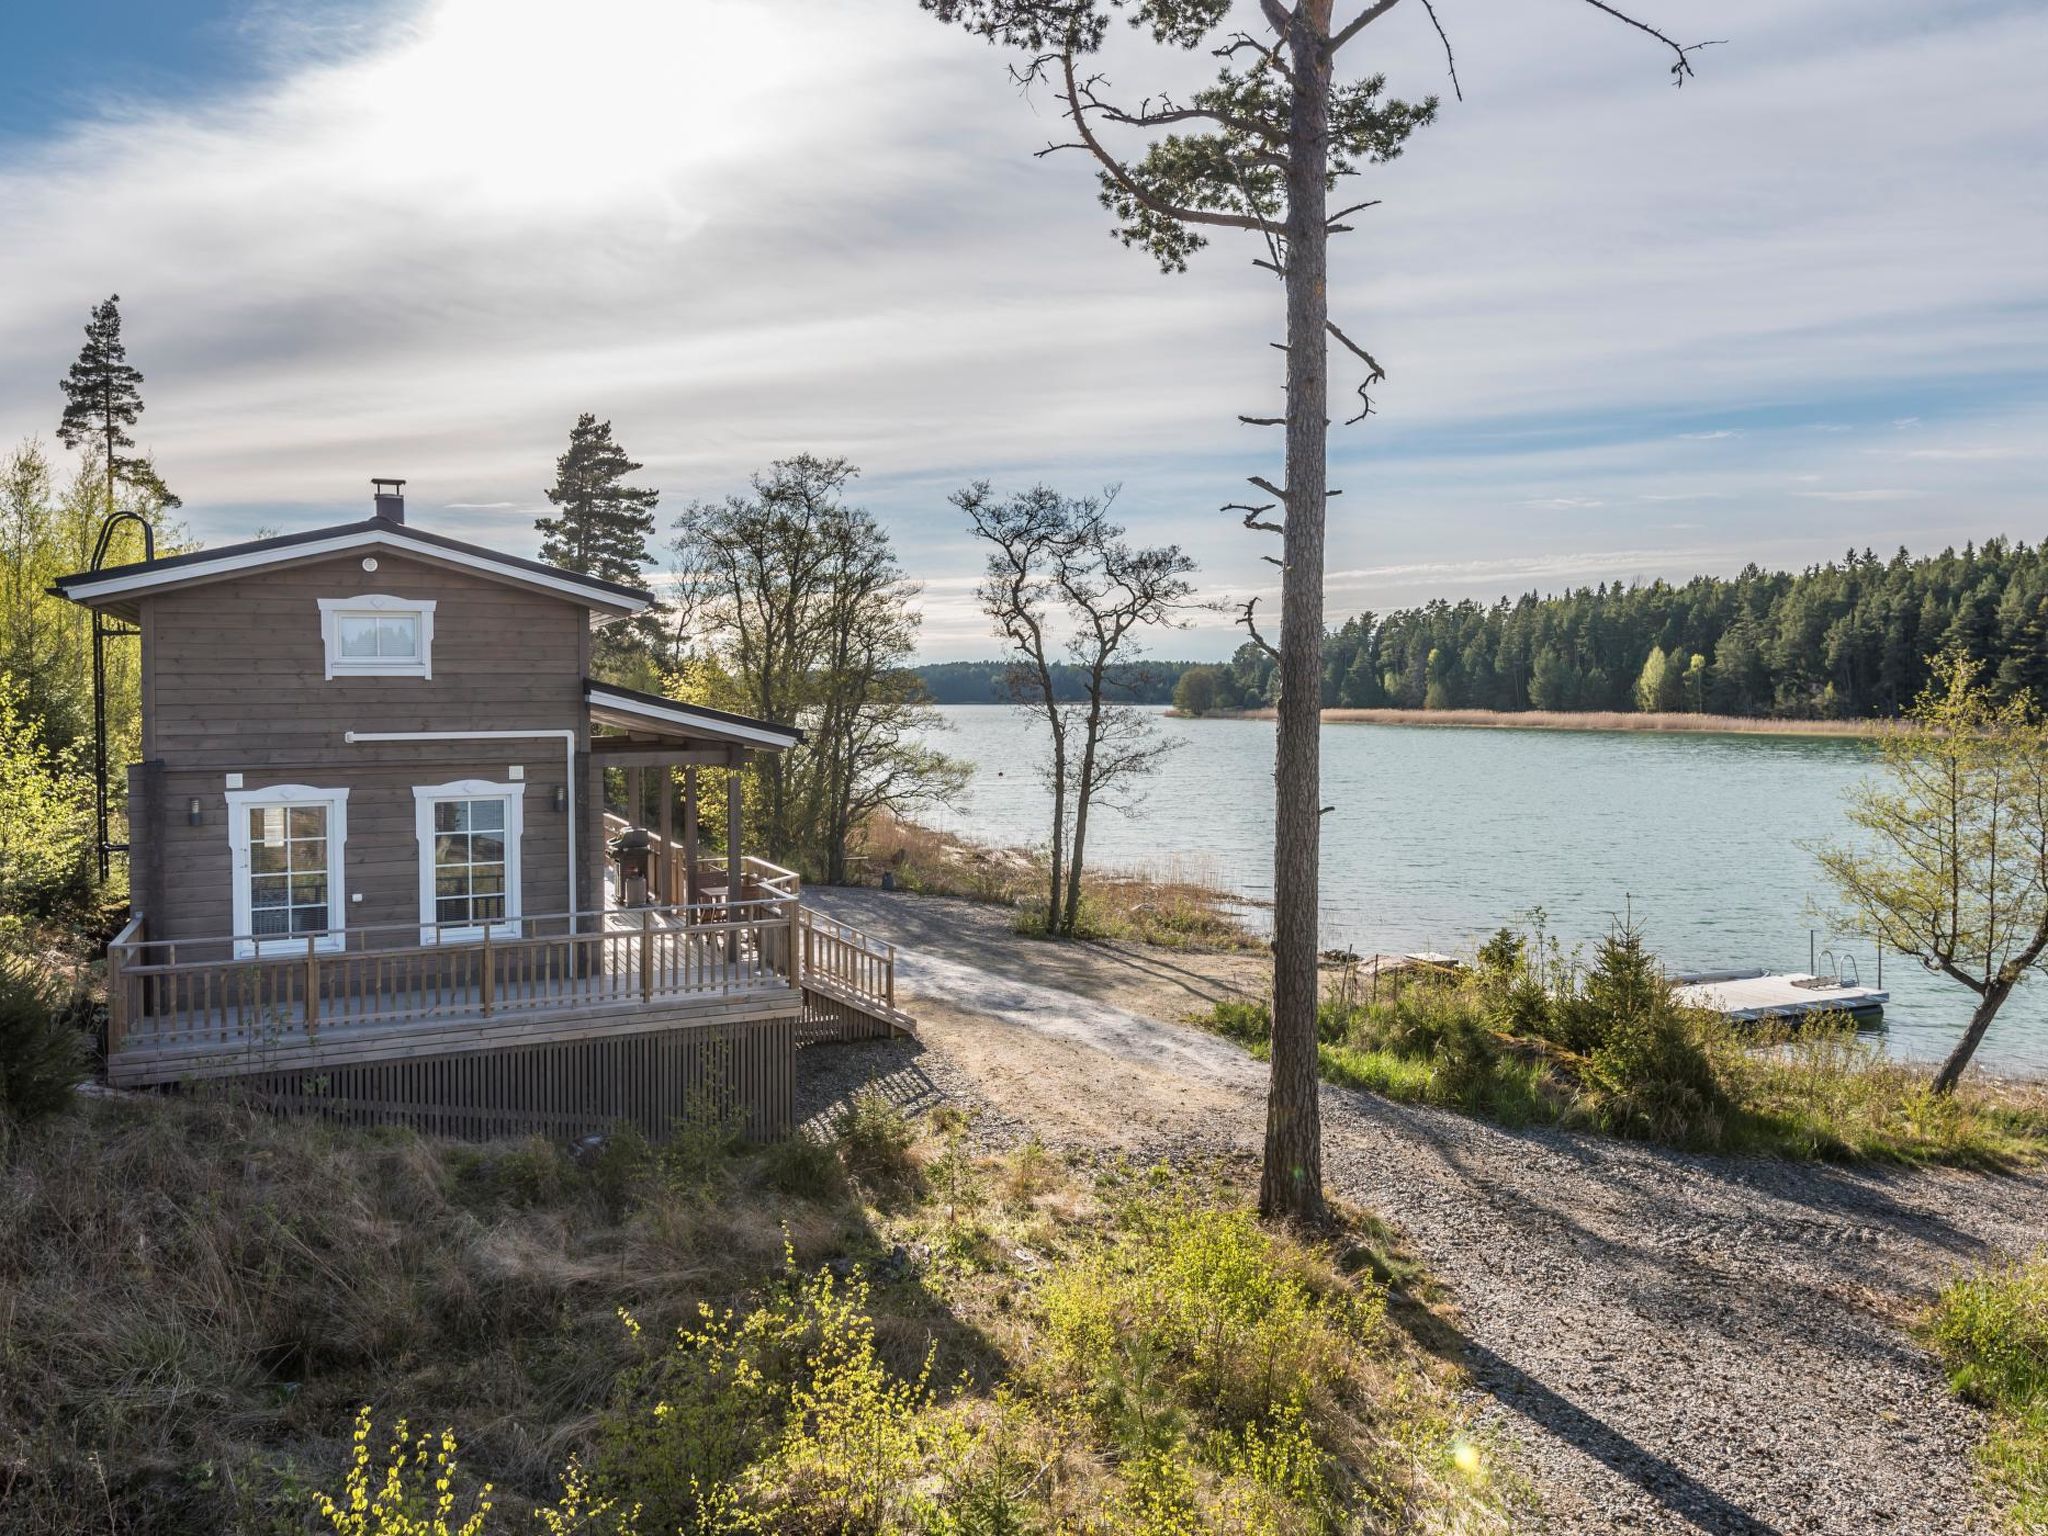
[1671,969,1888,1024]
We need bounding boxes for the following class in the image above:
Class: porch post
[682,765,700,906]
[627,765,644,829]
[658,762,674,905]
[725,750,743,887]
[725,749,743,962]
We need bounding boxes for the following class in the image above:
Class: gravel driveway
[801,888,2048,1535]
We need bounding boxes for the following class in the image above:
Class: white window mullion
[413,779,525,944]
[225,784,349,958]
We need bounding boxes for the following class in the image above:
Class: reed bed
[860,812,1261,950]
[1191,706,1899,738]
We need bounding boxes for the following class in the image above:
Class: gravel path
[800,888,2048,1536]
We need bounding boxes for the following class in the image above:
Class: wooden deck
[105,873,911,1137]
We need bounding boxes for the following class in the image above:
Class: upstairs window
[318,594,436,679]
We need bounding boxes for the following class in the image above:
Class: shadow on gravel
[1525,1126,2005,1258]
[1446,1330,1785,1536]
[1085,941,1261,1010]
[797,1038,947,1135]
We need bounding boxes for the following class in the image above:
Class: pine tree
[536,414,659,587]
[56,295,179,514]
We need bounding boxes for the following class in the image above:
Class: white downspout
[343,728,581,921]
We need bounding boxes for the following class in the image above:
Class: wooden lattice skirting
[799,988,899,1046]
[233,1016,799,1142]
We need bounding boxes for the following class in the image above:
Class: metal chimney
[371,478,406,524]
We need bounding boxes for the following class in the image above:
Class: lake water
[912,705,2048,1078]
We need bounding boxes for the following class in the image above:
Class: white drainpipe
[343,728,582,921]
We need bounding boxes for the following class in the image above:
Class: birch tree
[1819,654,2048,1093]
[922,0,1709,1222]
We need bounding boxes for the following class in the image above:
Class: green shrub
[1572,931,1732,1145]
[0,675,92,923]
[1195,921,2048,1163]
[660,1093,750,1201]
[760,1132,844,1201]
[0,949,90,1125]
[835,1090,916,1183]
[1042,1186,1374,1443]
[1930,1254,2048,1529]
[598,1266,946,1533]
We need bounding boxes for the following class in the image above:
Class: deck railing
[600,813,802,906]
[108,897,800,1061]
[798,906,897,1014]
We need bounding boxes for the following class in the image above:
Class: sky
[1,0,2043,661]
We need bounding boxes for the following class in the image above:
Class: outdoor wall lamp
[552,784,569,814]
[187,797,204,827]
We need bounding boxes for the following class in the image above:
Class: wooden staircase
[796,906,915,1044]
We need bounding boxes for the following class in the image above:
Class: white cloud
[0,0,2043,663]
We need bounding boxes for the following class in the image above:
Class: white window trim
[318,594,436,679]
[226,784,349,958]
[414,779,525,944]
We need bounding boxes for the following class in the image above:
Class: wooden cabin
[54,480,909,1140]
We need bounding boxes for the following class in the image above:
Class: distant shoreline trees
[928,538,2048,724]
[1126,541,2048,723]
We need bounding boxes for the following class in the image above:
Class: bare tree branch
[1330,0,1408,54]
[1076,79,1284,149]
[1421,0,1463,101]
[1213,29,1292,80]
[1225,500,1286,534]
[1054,52,1267,234]
[1249,474,1289,503]
[1238,595,1281,660]
[1571,0,1723,83]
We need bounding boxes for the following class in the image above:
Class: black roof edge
[50,518,654,605]
[584,677,805,744]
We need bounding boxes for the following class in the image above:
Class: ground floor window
[225,785,349,956]
[413,780,524,942]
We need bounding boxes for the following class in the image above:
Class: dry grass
[1189,706,1899,738]
[0,1094,864,1534]
[0,1093,1505,1535]
[861,811,1261,950]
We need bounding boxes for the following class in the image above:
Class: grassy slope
[0,1094,1504,1535]
[1201,974,2048,1168]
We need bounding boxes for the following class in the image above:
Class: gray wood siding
[136,552,597,945]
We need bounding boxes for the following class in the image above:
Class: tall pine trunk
[1260,3,1333,1226]
[1933,980,2013,1095]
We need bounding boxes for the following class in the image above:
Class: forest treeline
[913,659,1190,705]
[1172,541,2048,719]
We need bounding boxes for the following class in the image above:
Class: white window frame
[413,779,525,944]
[318,594,436,679]
[226,784,349,958]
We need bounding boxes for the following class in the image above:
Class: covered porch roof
[585,679,801,761]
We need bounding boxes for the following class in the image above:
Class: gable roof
[586,679,803,751]
[50,518,653,616]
